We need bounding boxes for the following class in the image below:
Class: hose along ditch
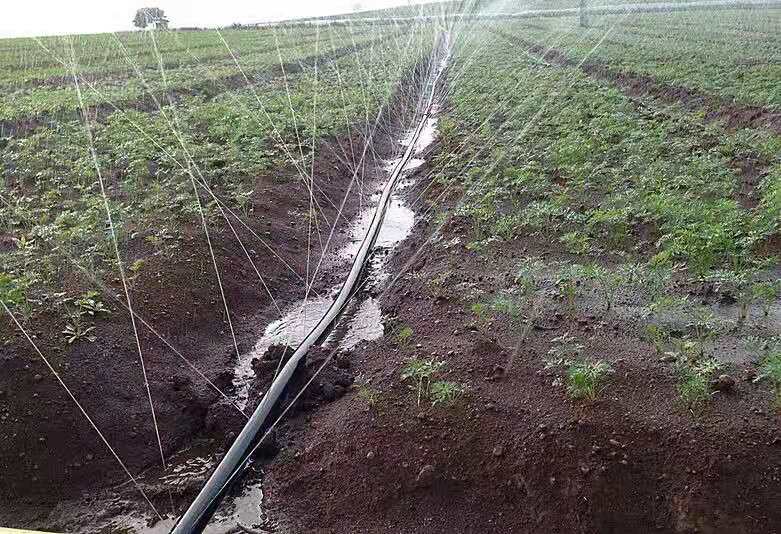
[170,31,451,534]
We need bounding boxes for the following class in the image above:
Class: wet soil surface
[0,65,429,531]
[261,126,781,534]
[0,51,439,531]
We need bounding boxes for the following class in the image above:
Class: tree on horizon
[133,7,170,30]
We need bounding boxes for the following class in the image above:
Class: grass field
[0,1,780,532]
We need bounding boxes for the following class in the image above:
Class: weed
[555,264,582,315]
[74,291,110,317]
[565,359,612,401]
[559,230,592,254]
[580,263,626,312]
[395,325,414,348]
[401,357,445,406]
[62,312,97,344]
[644,323,670,354]
[427,270,452,299]
[546,332,584,367]
[429,380,465,406]
[689,306,720,347]
[129,258,145,275]
[0,273,26,307]
[759,351,781,408]
[514,256,545,295]
[490,294,521,321]
[752,280,780,317]
[676,358,722,411]
[357,385,380,408]
[646,293,688,316]
[668,338,704,364]
[587,207,630,246]
[470,302,490,323]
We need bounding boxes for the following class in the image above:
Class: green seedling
[401,358,445,406]
[752,280,780,317]
[566,359,612,401]
[429,380,465,406]
[555,264,582,316]
[395,325,414,347]
[644,323,670,355]
[74,291,111,317]
[546,332,584,367]
[580,263,626,312]
[357,385,380,408]
[676,357,722,412]
[559,230,591,254]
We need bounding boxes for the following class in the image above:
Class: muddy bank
[0,132,363,510]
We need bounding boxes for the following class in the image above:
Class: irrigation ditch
[169,31,451,534]
[0,31,451,534]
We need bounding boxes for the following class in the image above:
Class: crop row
[0,28,404,129]
[443,28,778,272]
[421,24,779,409]
[0,26,386,89]
[0,26,436,320]
[503,7,781,108]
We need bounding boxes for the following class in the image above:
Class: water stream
[232,105,440,409]
[103,52,445,534]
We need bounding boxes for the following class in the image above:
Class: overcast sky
[0,0,446,39]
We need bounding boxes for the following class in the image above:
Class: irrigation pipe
[170,31,450,534]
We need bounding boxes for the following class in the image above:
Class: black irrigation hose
[169,31,451,534]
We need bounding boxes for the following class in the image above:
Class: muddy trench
[0,41,450,533]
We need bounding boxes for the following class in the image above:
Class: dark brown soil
[0,47,436,529]
[262,140,781,533]
[0,121,407,522]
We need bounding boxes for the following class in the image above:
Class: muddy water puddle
[233,113,438,408]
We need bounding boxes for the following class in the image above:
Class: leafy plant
[429,380,465,406]
[546,332,584,366]
[490,294,521,321]
[395,325,414,347]
[470,302,490,323]
[559,230,591,254]
[0,273,26,307]
[74,291,111,317]
[646,293,688,316]
[689,306,720,348]
[62,313,97,344]
[676,358,722,411]
[357,385,380,408]
[752,280,780,317]
[580,263,626,312]
[401,357,445,406]
[514,256,545,296]
[555,264,582,315]
[565,359,612,401]
[644,323,670,355]
[758,351,781,408]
